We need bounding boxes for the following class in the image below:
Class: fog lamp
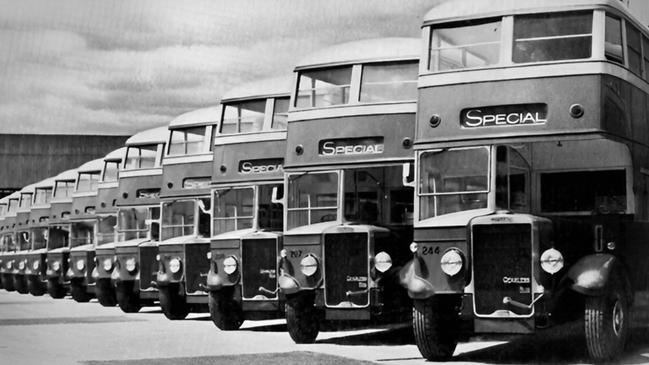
[300,254,318,277]
[32,260,39,271]
[76,259,85,271]
[51,260,60,272]
[102,258,113,271]
[222,256,238,275]
[169,258,181,274]
[18,260,26,271]
[374,251,392,273]
[409,242,418,253]
[540,248,564,274]
[440,249,464,276]
[125,257,137,273]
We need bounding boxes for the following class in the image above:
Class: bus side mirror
[271,186,284,205]
[402,163,415,188]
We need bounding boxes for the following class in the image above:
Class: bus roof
[6,191,21,201]
[76,157,105,173]
[126,126,168,146]
[295,37,420,70]
[221,76,292,102]
[424,0,635,26]
[18,182,38,194]
[103,147,127,162]
[33,176,56,189]
[54,168,78,182]
[169,106,221,128]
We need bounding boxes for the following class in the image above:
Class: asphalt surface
[1,290,649,365]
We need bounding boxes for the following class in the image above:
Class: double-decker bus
[278,38,419,343]
[399,0,649,361]
[24,176,56,296]
[66,155,119,302]
[155,107,219,319]
[45,168,77,298]
[205,77,290,329]
[12,182,38,294]
[107,126,167,313]
[1,192,21,291]
[89,147,126,306]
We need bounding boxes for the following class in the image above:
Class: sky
[0,0,647,136]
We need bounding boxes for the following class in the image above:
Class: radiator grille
[324,233,369,307]
[242,238,277,299]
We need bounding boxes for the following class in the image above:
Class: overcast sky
[0,0,647,136]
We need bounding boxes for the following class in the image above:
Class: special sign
[319,137,384,156]
[238,158,283,174]
[460,103,548,128]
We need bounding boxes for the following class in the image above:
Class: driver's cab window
[495,145,530,212]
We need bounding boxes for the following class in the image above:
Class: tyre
[208,289,243,330]
[70,280,93,302]
[95,279,117,307]
[3,275,15,291]
[116,281,142,313]
[47,278,66,299]
[159,284,190,320]
[412,296,461,361]
[285,293,319,343]
[585,280,629,361]
[27,277,46,296]
[14,276,29,294]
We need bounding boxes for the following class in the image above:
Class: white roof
[34,176,56,189]
[296,37,420,70]
[54,168,78,182]
[19,182,38,194]
[76,158,105,173]
[221,76,293,102]
[169,106,221,128]
[424,0,634,25]
[126,126,168,146]
[103,147,127,162]
[6,191,21,200]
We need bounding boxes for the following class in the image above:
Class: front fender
[205,270,236,291]
[565,254,619,297]
[399,258,435,300]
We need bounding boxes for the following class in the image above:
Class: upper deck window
[34,187,52,205]
[360,62,418,102]
[77,172,100,193]
[605,14,624,64]
[19,193,33,209]
[271,97,289,130]
[429,19,502,71]
[8,199,19,212]
[102,161,120,182]
[221,99,266,134]
[54,180,74,198]
[626,24,642,76]
[513,12,592,63]
[644,36,649,82]
[125,144,157,170]
[295,66,352,108]
[168,126,206,156]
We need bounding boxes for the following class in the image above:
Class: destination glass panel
[429,19,501,71]
[296,66,352,108]
[513,11,592,63]
[213,188,254,234]
[125,144,158,170]
[419,147,489,219]
[287,172,338,229]
[360,62,417,102]
[161,200,195,240]
[221,99,266,134]
[70,220,94,248]
[168,126,206,156]
[541,170,626,213]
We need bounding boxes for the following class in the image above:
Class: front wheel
[208,289,243,330]
[95,279,117,306]
[159,284,190,320]
[47,278,66,298]
[14,276,29,294]
[585,284,629,361]
[285,293,319,343]
[115,281,142,313]
[70,280,92,302]
[3,275,15,291]
[412,296,461,361]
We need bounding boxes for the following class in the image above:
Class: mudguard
[565,254,620,296]
[399,258,435,300]
[278,274,300,295]
[205,270,235,291]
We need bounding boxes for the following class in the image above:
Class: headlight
[18,260,26,270]
[280,249,287,258]
[32,260,40,271]
[222,256,238,275]
[169,258,181,274]
[76,259,85,271]
[440,249,464,276]
[374,251,392,273]
[125,257,137,273]
[51,260,60,272]
[102,258,113,272]
[409,242,418,253]
[540,248,564,274]
[300,254,318,277]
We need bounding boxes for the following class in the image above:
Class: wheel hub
[612,299,624,337]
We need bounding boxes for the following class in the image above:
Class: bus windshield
[17,230,30,251]
[70,220,94,248]
[213,187,254,234]
[287,172,339,229]
[31,227,48,250]
[160,198,210,241]
[419,147,490,219]
[117,206,159,241]
[47,225,69,250]
[96,215,116,245]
